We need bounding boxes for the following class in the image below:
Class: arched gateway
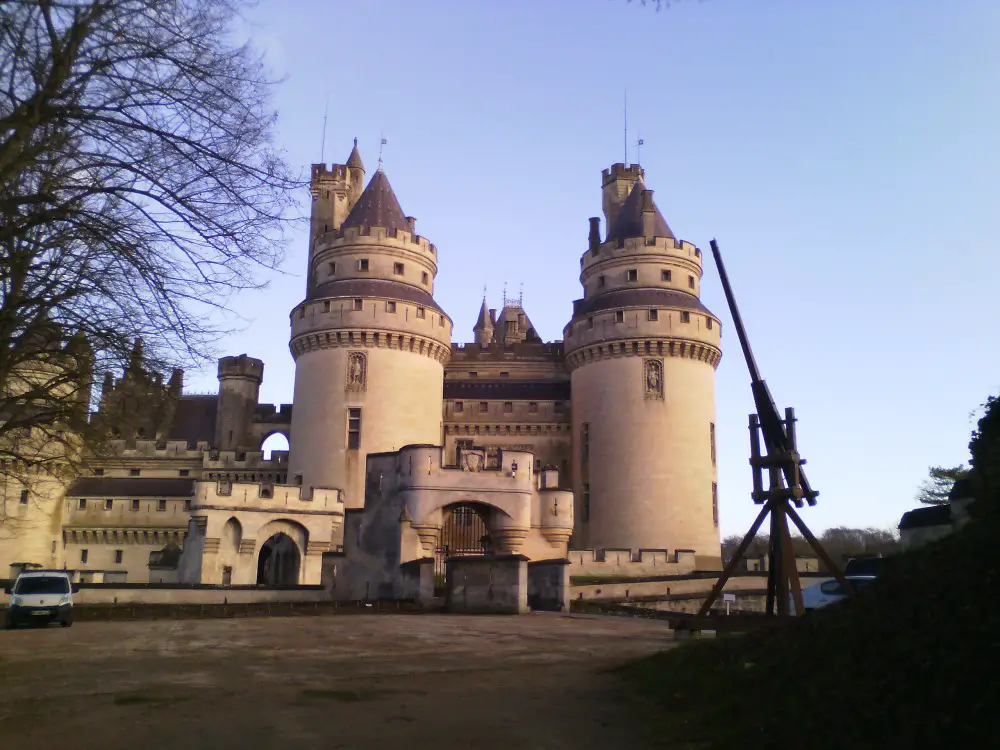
[256,532,300,585]
[434,503,492,589]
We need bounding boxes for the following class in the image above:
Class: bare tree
[0,0,298,486]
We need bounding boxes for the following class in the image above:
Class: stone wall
[446,555,528,614]
[68,584,329,605]
[568,548,697,578]
[527,559,570,612]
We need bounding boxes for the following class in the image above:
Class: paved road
[0,612,677,749]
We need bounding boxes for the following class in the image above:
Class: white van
[4,570,77,629]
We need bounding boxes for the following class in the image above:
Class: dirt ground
[0,612,677,749]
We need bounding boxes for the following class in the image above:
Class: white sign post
[723,592,736,615]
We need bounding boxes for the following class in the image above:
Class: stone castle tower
[563,164,723,555]
[287,143,452,507]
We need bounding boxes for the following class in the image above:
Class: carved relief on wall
[345,351,367,392]
[643,358,664,400]
[462,450,485,472]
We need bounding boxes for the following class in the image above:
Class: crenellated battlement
[253,403,293,421]
[309,162,352,186]
[568,548,698,578]
[602,162,644,185]
[449,341,565,359]
[193,479,344,513]
[98,439,208,459]
[218,354,263,382]
[581,237,702,271]
[318,224,437,257]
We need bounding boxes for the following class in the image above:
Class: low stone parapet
[446,555,528,614]
[568,548,697,579]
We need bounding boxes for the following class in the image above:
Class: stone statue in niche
[644,358,664,400]
[345,351,367,392]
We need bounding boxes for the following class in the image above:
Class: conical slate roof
[347,138,364,170]
[606,182,674,243]
[474,299,492,330]
[341,169,410,235]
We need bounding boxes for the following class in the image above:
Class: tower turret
[564,163,722,562]
[308,140,367,289]
[473,298,493,346]
[288,158,452,509]
[215,354,263,451]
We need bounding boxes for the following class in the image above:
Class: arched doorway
[256,532,300,585]
[434,503,491,592]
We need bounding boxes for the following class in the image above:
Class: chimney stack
[641,189,656,238]
[588,217,601,254]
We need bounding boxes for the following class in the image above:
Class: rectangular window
[328,262,336,276]
[358,258,369,271]
[662,269,672,282]
[581,422,590,464]
[688,275,695,289]
[681,311,691,323]
[323,301,331,312]
[587,317,594,329]
[468,371,478,378]
[80,549,89,564]
[104,499,113,511]
[479,402,488,413]
[19,489,28,505]
[710,423,717,465]
[347,408,362,450]
[416,307,426,319]
[454,401,464,413]
[94,468,104,476]
[582,484,590,522]
[503,402,513,414]
[422,271,429,284]
[598,275,605,288]
[157,499,167,512]
[712,482,719,527]
[352,298,363,311]
[439,314,445,327]
[529,402,539,414]
[114,550,123,564]
[394,262,404,275]
[387,301,397,313]
[184,498,192,511]
[648,309,659,321]
[706,317,713,330]
[500,372,509,378]
[129,468,140,477]
[78,498,87,510]
[179,469,190,477]
[131,499,140,511]
[627,269,638,282]
[614,310,624,323]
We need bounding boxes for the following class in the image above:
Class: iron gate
[434,504,490,593]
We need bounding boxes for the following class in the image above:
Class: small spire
[347,137,364,171]
[474,297,492,330]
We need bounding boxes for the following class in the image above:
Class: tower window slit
[347,408,362,449]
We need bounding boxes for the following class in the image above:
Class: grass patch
[619,515,1000,749]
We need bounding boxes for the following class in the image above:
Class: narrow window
[358,258,369,271]
[78,498,87,510]
[614,310,624,323]
[581,422,590,464]
[129,468,140,477]
[468,371,478,378]
[710,423,717,465]
[422,271,429,284]
[478,402,488,413]
[157,499,167,512]
[298,307,305,319]
[582,484,591,522]
[352,298,363,311]
[347,408,362,449]
[179,469,190,477]
[648,309,659,321]
[328,262,336,276]
[393,262,404,275]
[500,372,510,378]
[131,499,140,511]
[387,301,397,313]
[19,489,28,505]
[454,401,464,413]
[587,317,594,329]
[94,468,104,476]
[416,307,426,319]
[439,315,445,327]
[503,402,513,414]
[114,550,123,564]
[712,482,719,527]
[80,549,89,564]
[706,317,713,330]
[529,402,539,414]
[627,269,638,282]
[681,311,691,323]
[598,275,605,288]
[183,499,191,511]
[662,269,672,282]
[688,275,695,289]
[104,499,113,511]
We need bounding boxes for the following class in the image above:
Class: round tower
[563,163,723,562]
[288,160,452,508]
[215,354,263,450]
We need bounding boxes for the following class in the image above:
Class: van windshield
[15,576,70,595]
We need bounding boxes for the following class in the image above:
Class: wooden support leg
[697,503,771,618]
[786,505,854,596]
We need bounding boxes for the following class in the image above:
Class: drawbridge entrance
[434,503,491,594]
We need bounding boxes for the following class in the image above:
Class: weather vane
[636,135,644,165]
[378,135,388,170]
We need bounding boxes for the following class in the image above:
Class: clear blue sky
[186,0,1000,538]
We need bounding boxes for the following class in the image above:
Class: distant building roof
[443,380,570,401]
[606,182,674,243]
[948,477,974,502]
[898,504,951,531]
[341,169,409,235]
[66,477,195,498]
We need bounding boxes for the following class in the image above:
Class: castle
[0,140,723,591]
